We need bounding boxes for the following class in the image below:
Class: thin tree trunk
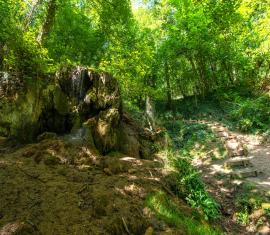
[0,43,4,69]
[145,95,155,131]
[197,56,209,94]
[38,0,57,44]
[164,60,172,111]
[145,75,156,131]
[24,0,44,30]
[210,62,217,88]
[188,55,205,96]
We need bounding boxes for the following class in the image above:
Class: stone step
[225,157,251,168]
[226,135,237,140]
[226,140,240,151]
[231,168,258,178]
[212,126,228,132]
[228,148,247,158]
[217,131,229,138]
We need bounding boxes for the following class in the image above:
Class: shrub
[170,153,220,220]
[218,91,270,132]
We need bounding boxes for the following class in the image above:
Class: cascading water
[63,127,88,144]
[71,67,92,102]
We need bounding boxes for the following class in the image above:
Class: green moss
[53,85,69,115]
[44,155,60,166]
[0,79,46,141]
[145,191,222,235]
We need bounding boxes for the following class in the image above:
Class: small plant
[235,182,266,226]
[264,208,270,220]
[170,154,220,220]
[219,91,270,133]
[236,209,250,225]
[44,154,60,166]
[145,191,222,235]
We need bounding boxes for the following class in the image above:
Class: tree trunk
[38,0,57,44]
[197,56,209,94]
[24,0,44,30]
[145,95,155,131]
[145,75,156,131]
[188,55,204,96]
[164,60,172,110]
[0,43,4,70]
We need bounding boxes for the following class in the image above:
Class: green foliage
[219,91,270,132]
[45,0,105,65]
[0,0,133,76]
[234,182,268,226]
[1,0,270,106]
[145,191,222,235]
[235,209,250,226]
[0,0,51,74]
[170,153,220,220]
[163,118,226,159]
[264,208,270,221]
[161,119,224,220]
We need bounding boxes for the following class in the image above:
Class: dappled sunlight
[1,0,270,233]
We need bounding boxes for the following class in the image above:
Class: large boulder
[0,67,122,154]
[0,71,71,142]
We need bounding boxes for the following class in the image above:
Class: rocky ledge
[0,66,158,157]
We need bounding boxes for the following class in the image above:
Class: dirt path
[187,119,270,234]
[239,135,270,191]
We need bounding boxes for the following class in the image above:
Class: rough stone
[37,132,57,142]
[0,67,154,157]
[226,140,239,150]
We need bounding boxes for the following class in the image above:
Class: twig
[121,217,131,235]
[135,207,144,217]
[17,165,46,183]
[160,182,175,197]
[26,220,39,231]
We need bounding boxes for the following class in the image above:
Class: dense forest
[0,0,270,234]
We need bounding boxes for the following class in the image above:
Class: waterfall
[71,67,92,102]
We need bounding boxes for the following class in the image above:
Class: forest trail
[187,119,270,234]
[239,138,270,191]
[203,120,269,191]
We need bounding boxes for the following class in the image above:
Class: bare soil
[0,136,193,235]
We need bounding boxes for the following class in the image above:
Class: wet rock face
[0,67,122,154]
[58,67,92,101]
[57,66,122,154]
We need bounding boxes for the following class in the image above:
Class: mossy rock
[0,136,7,146]
[37,132,57,142]
[44,155,61,166]
[53,85,69,115]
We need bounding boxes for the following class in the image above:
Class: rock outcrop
[57,66,122,154]
[0,67,122,154]
[0,66,158,157]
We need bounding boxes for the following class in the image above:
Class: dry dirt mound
[0,136,192,235]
